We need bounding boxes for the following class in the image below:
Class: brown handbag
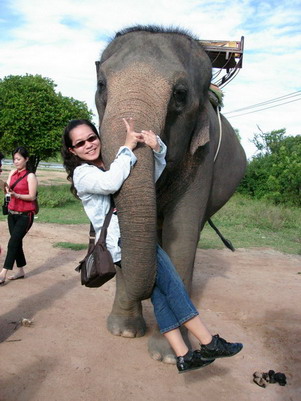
[75,206,116,288]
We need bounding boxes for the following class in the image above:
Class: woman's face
[13,152,28,170]
[69,124,101,163]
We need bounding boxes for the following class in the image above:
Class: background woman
[0,151,5,256]
[62,118,242,373]
[0,146,38,284]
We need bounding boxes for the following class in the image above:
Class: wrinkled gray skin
[95,26,246,363]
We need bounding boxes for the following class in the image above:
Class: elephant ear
[95,61,100,76]
[190,102,210,155]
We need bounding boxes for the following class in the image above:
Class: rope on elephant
[208,84,223,163]
[214,107,222,162]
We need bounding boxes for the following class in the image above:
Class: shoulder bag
[34,192,39,214]
[75,206,116,288]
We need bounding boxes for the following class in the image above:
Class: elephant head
[95,26,213,301]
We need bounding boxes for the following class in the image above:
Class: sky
[0,0,301,159]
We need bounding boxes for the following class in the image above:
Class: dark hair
[61,119,100,197]
[0,151,4,160]
[12,146,34,172]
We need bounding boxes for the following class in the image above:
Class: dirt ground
[0,170,300,401]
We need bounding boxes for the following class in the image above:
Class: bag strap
[98,206,114,244]
[88,198,114,246]
[9,171,30,190]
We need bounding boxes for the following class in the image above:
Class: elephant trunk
[99,65,170,300]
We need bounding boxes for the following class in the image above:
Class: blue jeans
[151,245,199,334]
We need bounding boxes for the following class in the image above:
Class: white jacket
[73,139,167,262]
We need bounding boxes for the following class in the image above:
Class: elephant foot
[148,331,176,365]
[108,266,146,338]
[107,313,146,338]
[148,327,192,364]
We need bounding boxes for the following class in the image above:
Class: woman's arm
[153,137,167,182]
[75,119,167,196]
[75,148,137,196]
[74,118,145,196]
[141,130,167,182]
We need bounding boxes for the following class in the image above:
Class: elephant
[95,25,246,363]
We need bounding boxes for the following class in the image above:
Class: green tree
[252,126,286,154]
[238,128,301,206]
[0,74,93,171]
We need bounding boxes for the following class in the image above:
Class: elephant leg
[146,206,201,360]
[157,163,213,289]
[147,244,196,363]
[148,326,191,364]
[149,170,213,355]
[107,265,146,338]
[162,194,211,290]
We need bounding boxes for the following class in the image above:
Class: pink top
[8,170,35,212]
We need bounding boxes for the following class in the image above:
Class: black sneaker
[176,350,215,374]
[200,334,243,360]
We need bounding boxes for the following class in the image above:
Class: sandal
[8,274,25,280]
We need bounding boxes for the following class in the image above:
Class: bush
[238,130,301,206]
[38,185,77,208]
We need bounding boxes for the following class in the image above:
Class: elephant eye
[96,78,107,108]
[173,87,188,107]
[97,79,106,92]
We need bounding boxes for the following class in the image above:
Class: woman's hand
[123,118,160,152]
[122,118,144,150]
[141,130,160,152]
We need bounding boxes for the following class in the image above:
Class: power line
[223,90,301,118]
[225,96,301,118]
[224,90,301,115]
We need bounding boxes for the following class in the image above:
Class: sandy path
[0,219,300,401]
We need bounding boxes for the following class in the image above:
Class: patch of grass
[36,202,88,224]
[36,185,89,224]
[53,242,87,250]
[199,194,301,255]
[38,184,76,208]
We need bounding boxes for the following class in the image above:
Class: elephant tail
[207,218,235,252]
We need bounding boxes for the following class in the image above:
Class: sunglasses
[71,134,99,149]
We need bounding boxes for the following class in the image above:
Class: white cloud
[0,0,300,158]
